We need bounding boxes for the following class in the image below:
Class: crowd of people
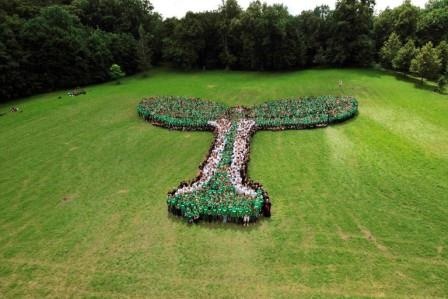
[230,119,258,197]
[253,96,358,129]
[162,114,270,225]
[67,88,86,97]
[175,118,232,196]
[10,107,21,113]
[137,95,358,225]
[137,96,228,130]
[166,116,270,225]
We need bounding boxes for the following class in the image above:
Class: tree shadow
[381,69,441,93]
[344,67,383,78]
[328,112,359,127]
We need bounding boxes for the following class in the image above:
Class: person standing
[263,200,271,218]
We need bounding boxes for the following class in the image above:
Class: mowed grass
[0,68,447,298]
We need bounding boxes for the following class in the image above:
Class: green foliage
[410,41,442,81]
[71,0,154,38]
[161,0,376,70]
[436,41,448,75]
[109,64,126,82]
[374,0,446,57]
[374,0,420,54]
[417,0,448,45]
[374,0,447,78]
[85,29,113,81]
[162,12,205,69]
[394,0,420,40]
[1,0,446,101]
[137,24,152,72]
[297,6,331,66]
[313,47,328,65]
[0,0,160,101]
[0,15,27,99]
[380,32,402,69]
[218,0,242,69]
[109,32,139,74]
[19,6,92,90]
[392,39,417,71]
[373,8,396,53]
[237,2,306,70]
[326,0,375,66]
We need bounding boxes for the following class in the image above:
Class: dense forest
[1,0,447,101]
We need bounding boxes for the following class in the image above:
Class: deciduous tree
[380,32,402,69]
[109,64,126,83]
[436,41,448,75]
[410,41,442,82]
[393,39,417,71]
[137,24,152,72]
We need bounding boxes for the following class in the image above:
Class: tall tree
[373,8,396,54]
[296,5,332,66]
[109,63,126,83]
[238,1,265,70]
[261,4,304,70]
[218,0,242,69]
[137,24,152,72]
[436,41,448,74]
[394,0,420,40]
[410,41,442,82]
[71,0,154,38]
[380,32,402,69]
[2,0,448,102]
[85,29,113,81]
[393,39,416,71]
[20,6,89,90]
[327,0,376,66]
[0,14,28,100]
[373,1,420,55]
[417,0,448,45]
[109,32,138,74]
[238,2,306,71]
[162,12,205,69]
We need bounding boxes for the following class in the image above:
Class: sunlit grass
[0,68,447,298]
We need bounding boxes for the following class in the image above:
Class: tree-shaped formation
[138,96,358,224]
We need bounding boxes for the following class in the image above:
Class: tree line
[1,0,447,101]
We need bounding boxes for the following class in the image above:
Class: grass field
[0,68,447,298]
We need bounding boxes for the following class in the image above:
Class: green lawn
[0,68,447,298]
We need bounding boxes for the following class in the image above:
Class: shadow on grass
[394,73,437,92]
[331,112,360,127]
[168,213,270,231]
[344,67,383,78]
[379,68,445,94]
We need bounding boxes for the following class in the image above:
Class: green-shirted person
[222,205,228,223]
[180,202,186,216]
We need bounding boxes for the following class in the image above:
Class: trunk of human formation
[174,117,257,197]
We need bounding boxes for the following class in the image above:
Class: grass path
[0,68,447,298]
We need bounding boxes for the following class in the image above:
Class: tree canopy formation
[1,0,447,101]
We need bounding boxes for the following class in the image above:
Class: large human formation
[138,96,358,225]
